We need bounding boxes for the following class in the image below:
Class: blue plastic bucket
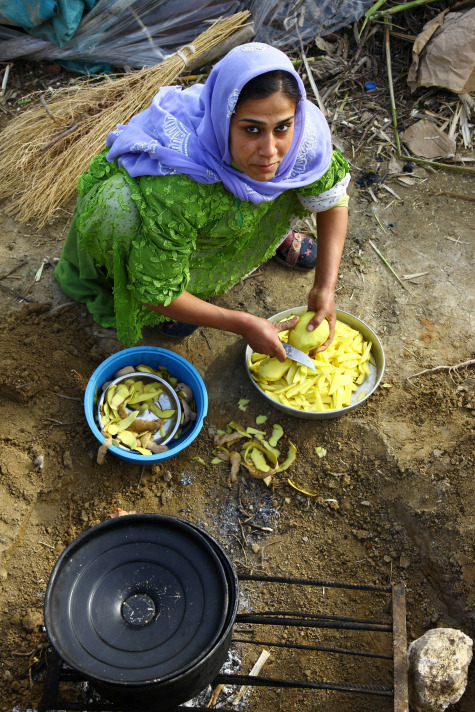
[84,347,208,464]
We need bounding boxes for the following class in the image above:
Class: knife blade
[282,342,316,372]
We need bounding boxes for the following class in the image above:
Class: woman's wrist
[222,309,255,337]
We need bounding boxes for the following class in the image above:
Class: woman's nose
[258,132,277,157]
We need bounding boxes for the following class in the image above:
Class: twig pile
[0,11,250,227]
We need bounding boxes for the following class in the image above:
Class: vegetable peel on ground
[287,479,318,497]
[276,442,297,472]
[212,420,298,484]
[241,440,279,479]
[97,436,112,465]
[268,423,284,447]
[229,451,241,483]
[214,431,246,447]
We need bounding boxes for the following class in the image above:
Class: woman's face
[229,91,296,182]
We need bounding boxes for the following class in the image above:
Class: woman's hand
[306,285,335,353]
[242,315,299,362]
[144,291,298,361]
[305,205,348,353]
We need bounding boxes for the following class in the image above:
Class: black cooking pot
[44,514,238,710]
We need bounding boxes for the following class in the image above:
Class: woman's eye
[244,126,260,134]
[275,123,291,133]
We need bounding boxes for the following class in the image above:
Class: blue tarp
[0,0,99,47]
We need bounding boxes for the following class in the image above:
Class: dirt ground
[1,77,474,712]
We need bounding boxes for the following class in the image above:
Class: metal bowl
[245,307,385,420]
[97,373,181,449]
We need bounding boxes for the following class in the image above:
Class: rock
[22,609,43,632]
[0,568,7,581]
[408,628,473,712]
[399,554,411,569]
[33,454,44,470]
[63,450,73,468]
[352,529,372,540]
[251,543,260,554]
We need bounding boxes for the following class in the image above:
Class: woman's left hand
[304,205,348,353]
[306,285,336,352]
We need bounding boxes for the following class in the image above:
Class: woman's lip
[253,163,277,171]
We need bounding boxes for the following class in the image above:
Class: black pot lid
[44,515,230,685]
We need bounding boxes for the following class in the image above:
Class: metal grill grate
[38,575,408,712]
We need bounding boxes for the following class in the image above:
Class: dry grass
[0,11,250,227]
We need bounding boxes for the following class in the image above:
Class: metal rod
[235,614,392,632]
[238,609,392,625]
[232,638,393,659]
[38,649,63,712]
[239,573,392,592]
[392,582,409,711]
[214,673,394,696]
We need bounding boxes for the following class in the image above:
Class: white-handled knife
[282,342,316,372]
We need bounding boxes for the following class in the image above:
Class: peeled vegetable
[288,312,330,352]
[249,319,374,413]
[258,357,291,381]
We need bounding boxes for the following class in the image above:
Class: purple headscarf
[106,42,332,204]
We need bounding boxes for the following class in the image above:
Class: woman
[54,42,350,361]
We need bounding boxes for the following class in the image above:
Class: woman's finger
[275,315,299,333]
[273,340,288,362]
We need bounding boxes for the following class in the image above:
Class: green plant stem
[365,0,388,19]
[369,240,414,295]
[375,0,441,17]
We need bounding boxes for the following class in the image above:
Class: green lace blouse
[54,148,349,346]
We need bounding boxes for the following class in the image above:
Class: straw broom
[0,11,250,227]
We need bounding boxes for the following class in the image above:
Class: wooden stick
[435,191,475,202]
[0,282,35,302]
[301,53,327,116]
[40,117,84,153]
[233,649,271,705]
[207,683,225,708]
[0,63,11,99]
[408,359,475,383]
[0,260,28,280]
[39,93,57,122]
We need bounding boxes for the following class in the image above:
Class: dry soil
[0,128,474,712]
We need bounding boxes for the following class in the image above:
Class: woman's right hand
[241,315,299,362]
[144,291,298,361]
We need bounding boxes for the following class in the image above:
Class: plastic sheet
[0,0,99,47]
[0,0,374,69]
[250,0,374,48]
